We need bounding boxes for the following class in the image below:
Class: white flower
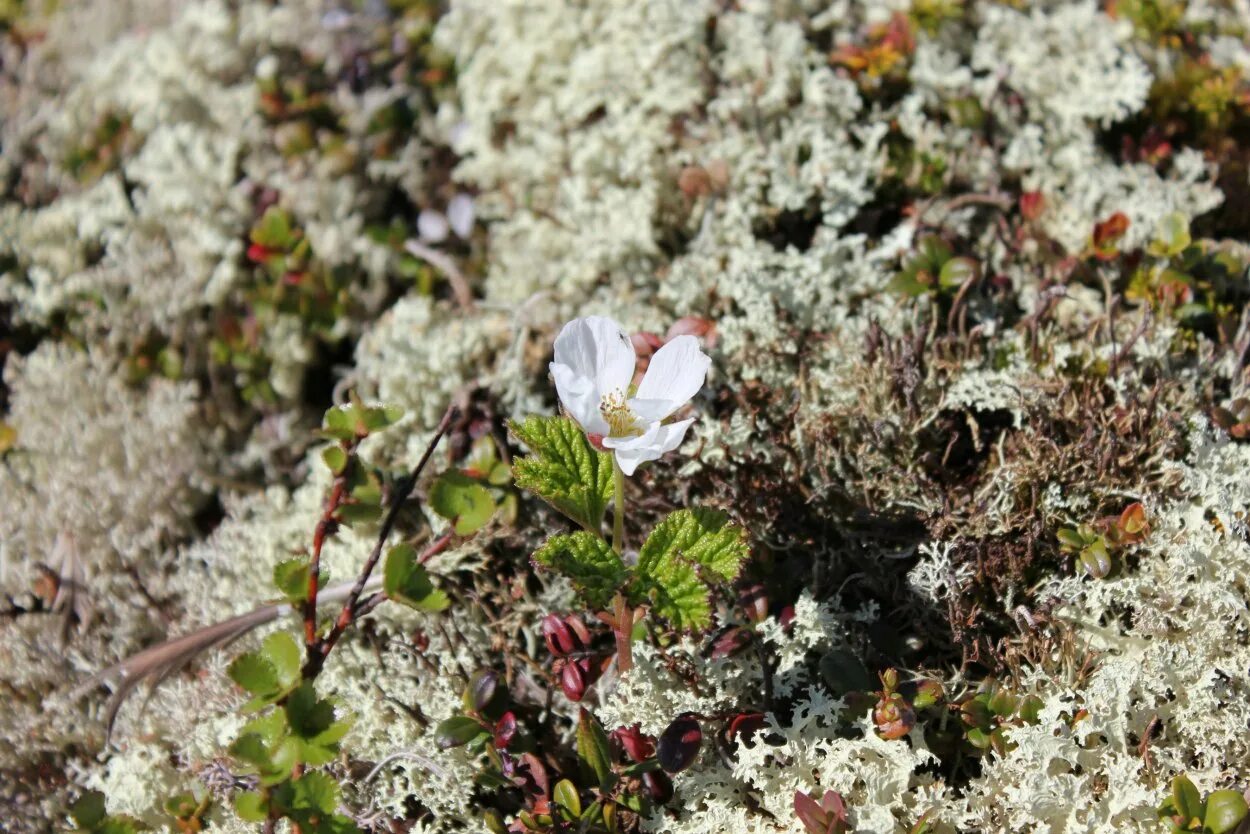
[447,193,476,239]
[417,208,449,243]
[550,316,710,476]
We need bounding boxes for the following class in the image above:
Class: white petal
[602,418,694,476]
[550,362,609,436]
[632,336,710,421]
[553,316,636,398]
[447,193,475,239]
[418,209,449,242]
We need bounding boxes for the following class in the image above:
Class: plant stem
[611,455,625,554]
[304,405,458,679]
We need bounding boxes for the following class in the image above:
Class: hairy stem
[611,454,625,554]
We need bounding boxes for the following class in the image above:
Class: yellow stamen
[600,391,643,438]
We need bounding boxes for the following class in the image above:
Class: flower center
[599,391,642,438]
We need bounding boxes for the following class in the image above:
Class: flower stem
[611,454,626,554]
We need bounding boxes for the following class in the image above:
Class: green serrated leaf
[229,653,280,698]
[288,770,340,815]
[637,508,749,583]
[430,470,495,535]
[230,733,272,769]
[533,532,627,609]
[285,683,336,740]
[633,508,747,630]
[273,558,311,604]
[383,544,451,612]
[261,631,302,687]
[576,708,616,793]
[639,555,709,630]
[511,416,613,531]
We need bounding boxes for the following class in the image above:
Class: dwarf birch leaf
[234,792,268,823]
[288,770,340,814]
[510,416,613,532]
[430,470,495,535]
[273,558,311,603]
[260,631,301,688]
[228,653,279,697]
[533,532,627,609]
[383,544,450,612]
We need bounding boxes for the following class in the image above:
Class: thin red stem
[303,406,458,678]
[304,466,348,654]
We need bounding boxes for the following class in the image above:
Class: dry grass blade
[75,577,381,739]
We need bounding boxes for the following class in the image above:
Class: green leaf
[322,445,348,475]
[71,791,108,829]
[252,206,292,249]
[637,508,749,583]
[1173,775,1203,824]
[639,555,709,630]
[1149,211,1192,258]
[228,653,279,698]
[511,416,614,531]
[1079,538,1112,579]
[260,631,302,688]
[1204,789,1248,834]
[234,792,268,823]
[288,771,340,814]
[634,509,749,630]
[938,256,978,290]
[383,543,451,612]
[533,532,627,609]
[162,793,199,819]
[577,708,616,793]
[285,683,337,740]
[361,404,404,432]
[230,732,272,770]
[435,715,487,749]
[336,502,383,525]
[273,558,312,604]
[322,404,358,440]
[430,470,496,535]
[554,779,582,817]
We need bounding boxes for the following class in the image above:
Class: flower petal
[631,336,710,421]
[550,362,609,436]
[602,418,694,476]
[553,316,637,398]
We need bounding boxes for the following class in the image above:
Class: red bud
[561,660,587,702]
